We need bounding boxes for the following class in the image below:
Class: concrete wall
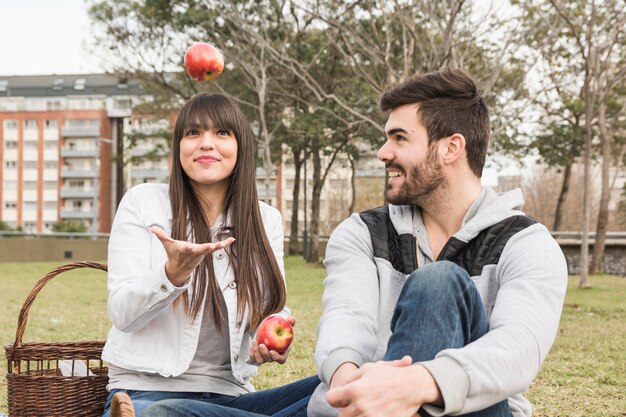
[558,240,626,276]
[0,237,624,277]
[0,238,108,262]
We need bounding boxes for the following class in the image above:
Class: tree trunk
[579,48,595,288]
[288,146,303,256]
[591,99,611,274]
[306,136,322,263]
[553,163,572,231]
[348,154,356,215]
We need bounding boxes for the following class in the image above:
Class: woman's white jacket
[101,183,286,388]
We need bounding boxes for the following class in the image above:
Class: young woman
[101,93,318,417]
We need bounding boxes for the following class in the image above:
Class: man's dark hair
[380,68,490,177]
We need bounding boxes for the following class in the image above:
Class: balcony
[131,168,168,178]
[60,187,98,198]
[61,127,100,137]
[256,167,276,178]
[130,147,168,157]
[60,209,96,219]
[60,147,99,158]
[257,186,277,200]
[60,168,99,178]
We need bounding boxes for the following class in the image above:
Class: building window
[5,140,17,149]
[68,179,85,189]
[3,180,17,190]
[5,161,16,168]
[52,79,64,91]
[24,119,38,129]
[23,222,36,230]
[23,201,37,210]
[46,119,58,128]
[74,78,86,90]
[47,101,62,110]
[44,181,57,189]
[24,181,38,190]
[24,161,38,170]
[4,202,17,209]
[45,161,57,169]
[72,201,83,210]
[45,140,58,149]
[45,201,58,210]
[24,141,38,150]
[3,119,17,129]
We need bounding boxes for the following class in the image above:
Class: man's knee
[403,261,471,300]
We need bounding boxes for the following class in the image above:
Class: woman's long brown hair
[169,93,286,330]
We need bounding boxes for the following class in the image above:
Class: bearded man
[307,68,567,417]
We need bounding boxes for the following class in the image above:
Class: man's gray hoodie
[308,188,568,417]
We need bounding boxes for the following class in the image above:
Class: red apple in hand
[184,42,224,82]
[256,314,293,354]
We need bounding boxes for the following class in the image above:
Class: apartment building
[0,74,148,233]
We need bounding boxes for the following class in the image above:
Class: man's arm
[315,213,381,386]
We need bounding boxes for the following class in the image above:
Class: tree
[524,0,626,285]
[235,0,532,260]
[51,220,88,233]
[0,221,14,231]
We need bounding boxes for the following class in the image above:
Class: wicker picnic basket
[4,261,109,417]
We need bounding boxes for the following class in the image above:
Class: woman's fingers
[149,226,175,244]
[197,237,236,254]
[151,226,235,256]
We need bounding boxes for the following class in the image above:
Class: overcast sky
[0,0,102,76]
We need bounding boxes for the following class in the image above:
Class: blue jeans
[384,261,512,417]
[106,375,319,417]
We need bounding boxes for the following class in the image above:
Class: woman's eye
[185,128,199,136]
[217,129,231,136]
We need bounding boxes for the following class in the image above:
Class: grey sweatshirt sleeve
[315,214,380,385]
[420,224,568,416]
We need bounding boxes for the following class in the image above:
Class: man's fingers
[380,355,413,367]
[327,385,351,408]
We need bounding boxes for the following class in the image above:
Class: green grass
[0,259,624,416]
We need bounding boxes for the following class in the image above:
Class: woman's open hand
[150,226,235,287]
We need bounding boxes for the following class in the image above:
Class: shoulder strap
[438,215,537,276]
[359,206,417,274]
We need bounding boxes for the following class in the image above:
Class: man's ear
[441,133,466,165]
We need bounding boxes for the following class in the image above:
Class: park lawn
[0,258,624,416]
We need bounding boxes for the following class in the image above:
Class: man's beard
[385,147,445,206]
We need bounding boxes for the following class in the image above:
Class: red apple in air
[255,314,294,354]
[184,42,224,82]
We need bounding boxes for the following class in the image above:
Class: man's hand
[326,356,442,417]
[150,226,235,287]
[248,316,296,365]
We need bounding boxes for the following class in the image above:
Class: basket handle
[11,261,108,350]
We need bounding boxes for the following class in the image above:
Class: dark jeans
[384,261,512,417]
[122,375,320,417]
